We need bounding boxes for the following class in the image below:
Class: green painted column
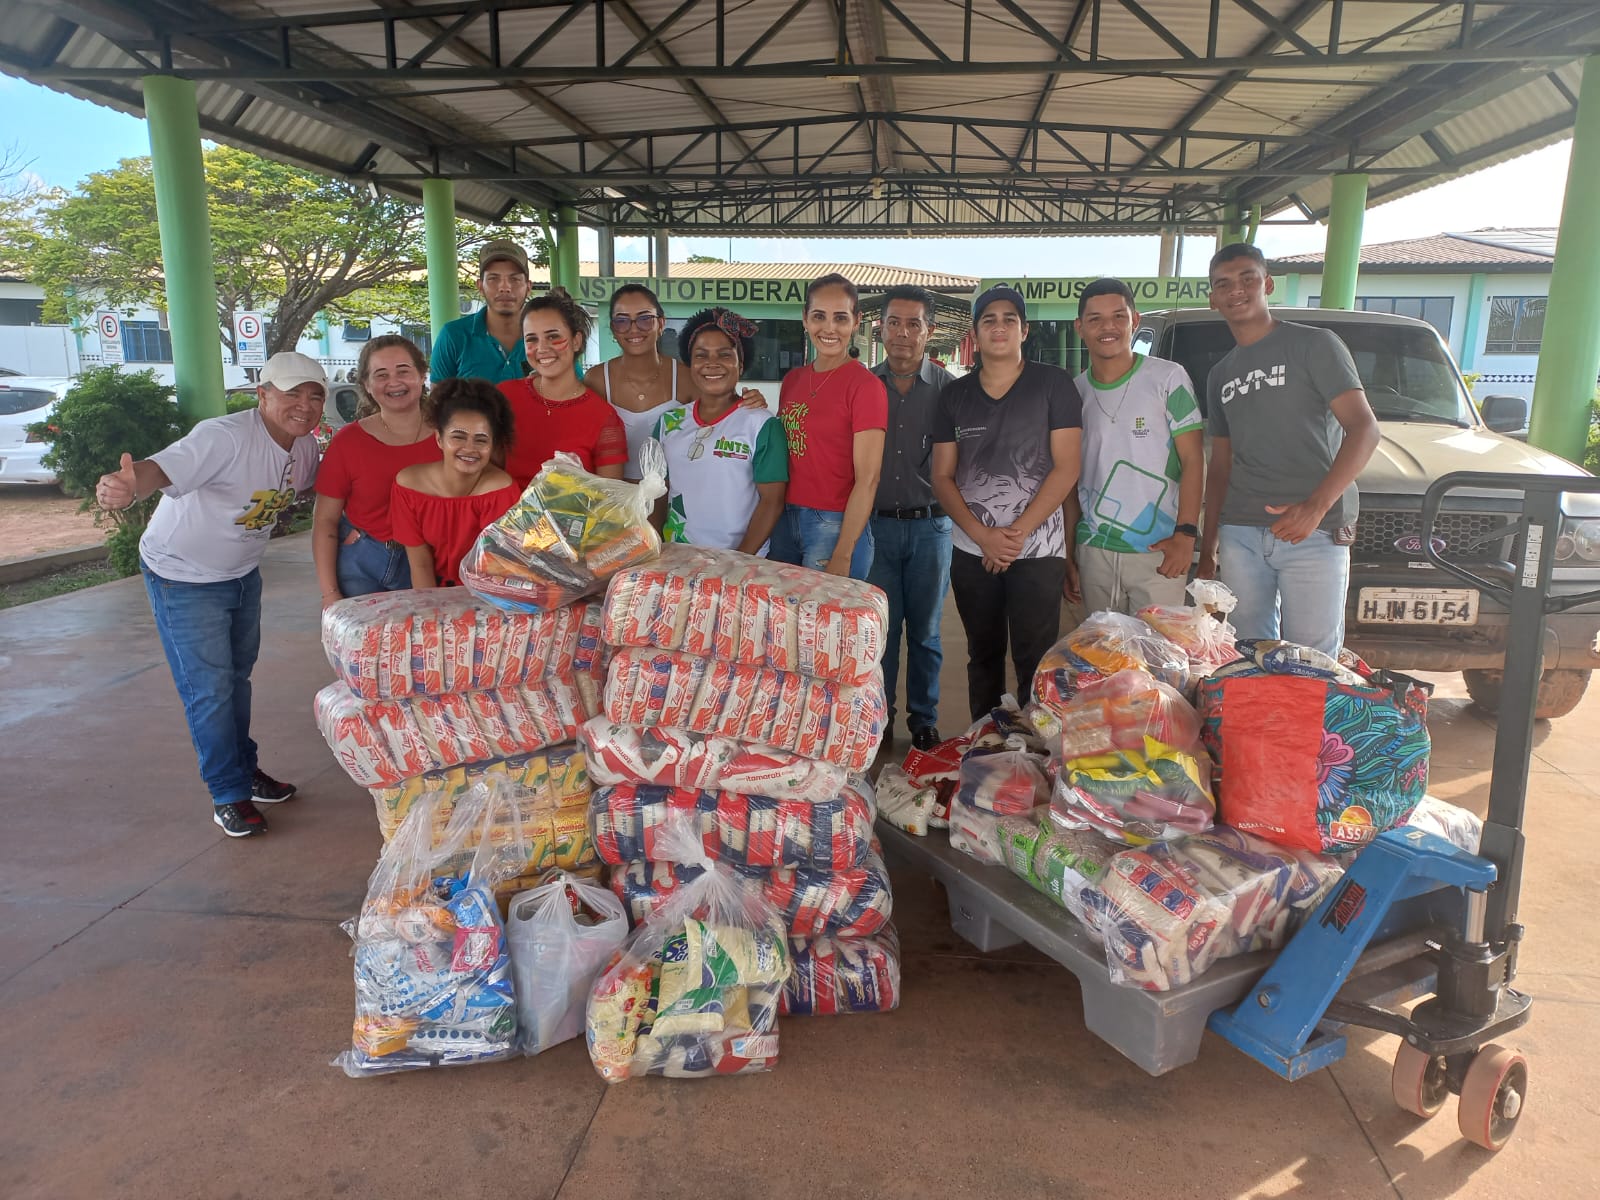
[1529,56,1600,463]
[1282,273,1301,306]
[1320,173,1369,311]
[556,205,580,291]
[422,179,459,340]
[142,76,224,421]
[1219,201,1243,246]
[1458,272,1489,371]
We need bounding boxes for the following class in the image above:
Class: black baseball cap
[973,284,1027,322]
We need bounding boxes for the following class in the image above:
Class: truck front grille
[1354,509,1516,562]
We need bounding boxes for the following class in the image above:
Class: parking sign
[96,312,124,364]
[235,311,266,367]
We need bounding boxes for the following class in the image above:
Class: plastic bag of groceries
[604,543,889,686]
[780,928,901,1016]
[1086,827,1343,991]
[461,446,665,612]
[506,870,629,1055]
[585,816,789,1083]
[1051,741,1216,845]
[1199,643,1431,854]
[1033,612,1192,714]
[950,800,1046,867]
[1403,796,1483,854]
[875,763,940,835]
[956,746,1051,815]
[1047,670,1202,762]
[1136,578,1240,674]
[580,716,849,803]
[335,779,532,1076]
[611,851,893,940]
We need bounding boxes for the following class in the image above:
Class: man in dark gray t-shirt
[1198,243,1379,656]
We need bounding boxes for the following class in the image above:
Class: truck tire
[1462,667,1591,721]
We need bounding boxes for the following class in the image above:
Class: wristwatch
[1174,523,1199,538]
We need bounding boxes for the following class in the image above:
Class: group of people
[97,238,1377,839]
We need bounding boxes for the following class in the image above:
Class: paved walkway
[3,537,1596,1199]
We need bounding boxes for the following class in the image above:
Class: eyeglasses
[611,313,661,331]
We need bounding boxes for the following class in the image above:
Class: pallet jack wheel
[1392,1042,1450,1118]
[1457,1044,1528,1151]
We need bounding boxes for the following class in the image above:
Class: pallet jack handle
[1418,471,1600,967]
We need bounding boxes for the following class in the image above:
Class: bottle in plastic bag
[584,814,789,1083]
[506,870,630,1055]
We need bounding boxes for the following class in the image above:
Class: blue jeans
[336,515,412,597]
[768,505,875,581]
[141,563,263,808]
[1219,524,1350,657]
[867,514,952,730]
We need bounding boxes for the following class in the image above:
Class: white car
[0,377,73,486]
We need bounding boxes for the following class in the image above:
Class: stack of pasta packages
[315,590,609,911]
[583,544,900,1049]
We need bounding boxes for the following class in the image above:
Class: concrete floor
[3,535,1598,1199]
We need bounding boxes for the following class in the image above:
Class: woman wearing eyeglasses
[500,287,628,491]
[584,284,694,482]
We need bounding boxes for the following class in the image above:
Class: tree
[19,146,551,360]
[687,253,726,263]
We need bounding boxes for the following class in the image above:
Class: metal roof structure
[1272,227,1558,270]
[546,260,980,290]
[4,1,1598,234]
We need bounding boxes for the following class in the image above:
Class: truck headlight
[1555,518,1600,564]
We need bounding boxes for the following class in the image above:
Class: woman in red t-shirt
[770,272,887,579]
[313,335,441,605]
[391,379,522,588]
[498,286,628,490]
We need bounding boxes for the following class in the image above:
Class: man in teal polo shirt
[429,239,531,383]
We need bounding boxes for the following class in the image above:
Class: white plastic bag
[506,871,629,1055]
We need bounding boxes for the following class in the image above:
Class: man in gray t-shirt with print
[1198,243,1379,656]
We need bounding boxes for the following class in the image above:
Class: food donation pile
[885,581,1466,992]
[317,453,899,1080]
[581,544,901,1083]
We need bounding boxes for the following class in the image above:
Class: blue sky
[1,74,1576,277]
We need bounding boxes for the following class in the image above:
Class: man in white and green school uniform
[1063,277,1205,613]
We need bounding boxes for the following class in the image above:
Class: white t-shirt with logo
[140,408,320,583]
[1073,354,1203,554]
[654,402,788,554]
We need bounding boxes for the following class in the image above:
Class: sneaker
[214,800,268,837]
[251,770,297,804]
[911,725,942,752]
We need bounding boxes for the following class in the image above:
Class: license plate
[1357,587,1479,625]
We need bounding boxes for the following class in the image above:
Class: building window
[1484,296,1545,354]
[401,323,432,357]
[1306,295,1453,338]
[122,320,173,363]
[0,298,44,326]
[342,322,372,343]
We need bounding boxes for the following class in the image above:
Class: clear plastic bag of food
[875,763,939,835]
[949,801,1044,866]
[368,743,591,842]
[335,779,533,1077]
[461,447,665,612]
[956,745,1052,815]
[505,870,630,1056]
[1049,670,1202,762]
[1402,795,1483,853]
[780,927,901,1016]
[579,716,849,802]
[1051,738,1216,845]
[585,816,789,1083]
[1089,827,1343,991]
[1136,579,1240,674]
[604,543,890,685]
[1033,612,1192,715]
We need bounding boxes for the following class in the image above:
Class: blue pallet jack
[1210,470,1600,1150]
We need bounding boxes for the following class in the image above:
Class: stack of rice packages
[581,543,900,1081]
[315,590,610,910]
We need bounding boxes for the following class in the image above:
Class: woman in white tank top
[583,284,694,481]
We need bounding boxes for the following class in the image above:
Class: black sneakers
[251,770,297,804]
[214,800,268,837]
[911,726,942,751]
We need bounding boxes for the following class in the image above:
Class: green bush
[224,391,258,414]
[1586,394,1600,476]
[27,367,192,576]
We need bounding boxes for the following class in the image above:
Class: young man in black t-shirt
[931,285,1083,718]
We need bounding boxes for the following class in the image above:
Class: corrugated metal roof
[1,1,1595,231]
[1271,230,1556,269]
[544,260,980,289]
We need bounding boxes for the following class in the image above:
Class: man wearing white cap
[95,351,327,837]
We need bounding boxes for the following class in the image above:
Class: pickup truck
[1134,306,1600,719]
